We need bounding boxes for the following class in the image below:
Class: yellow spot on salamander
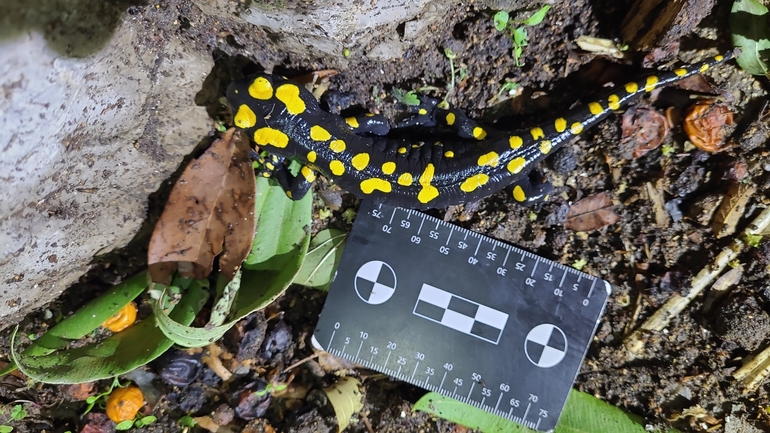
[588,102,602,115]
[330,139,346,153]
[286,191,293,199]
[360,178,392,194]
[345,117,359,128]
[310,125,331,141]
[397,147,407,154]
[460,173,490,193]
[417,163,439,204]
[625,82,639,93]
[540,140,552,154]
[382,161,396,175]
[715,55,724,62]
[397,173,413,186]
[446,112,456,125]
[570,122,583,134]
[234,104,257,129]
[444,150,455,158]
[275,84,306,115]
[507,157,526,174]
[301,166,316,182]
[554,118,567,133]
[477,152,499,168]
[307,151,317,163]
[254,127,289,148]
[351,153,370,171]
[530,127,544,140]
[644,75,659,92]
[329,160,345,176]
[700,63,709,73]
[265,162,275,170]
[608,94,620,110]
[674,68,687,77]
[473,127,487,140]
[412,143,421,148]
[419,108,428,115]
[509,136,523,149]
[248,77,273,100]
[512,185,526,202]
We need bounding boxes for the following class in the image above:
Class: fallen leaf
[683,100,735,152]
[565,192,620,231]
[148,128,256,284]
[712,182,756,238]
[65,382,96,401]
[323,377,364,433]
[645,181,669,228]
[621,106,670,158]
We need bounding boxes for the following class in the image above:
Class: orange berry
[105,386,144,423]
[102,302,137,332]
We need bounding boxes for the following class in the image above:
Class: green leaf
[512,27,528,46]
[178,416,196,427]
[0,426,13,433]
[12,283,208,384]
[493,11,509,31]
[10,405,25,421]
[209,269,242,327]
[245,177,313,270]
[294,229,347,289]
[115,420,134,430]
[523,5,551,26]
[414,390,679,433]
[0,272,148,377]
[731,0,770,76]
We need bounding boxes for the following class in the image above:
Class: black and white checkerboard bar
[413,283,509,344]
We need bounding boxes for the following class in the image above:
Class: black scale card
[312,201,610,431]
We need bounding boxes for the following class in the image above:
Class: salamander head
[226,74,277,130]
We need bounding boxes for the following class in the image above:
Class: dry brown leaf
[683,100,734,153]
[564,192,620,231]
[148,128,256,284]
[620,106,670,158]
[711,182,756,239]
[645,181,669,228]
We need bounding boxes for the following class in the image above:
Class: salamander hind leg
[506,170,554,207]
[271,162,317,200]
[344,113,390,136]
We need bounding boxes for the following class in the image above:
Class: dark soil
[2,0,770,432]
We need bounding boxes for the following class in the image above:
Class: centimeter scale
[312,201,610,431]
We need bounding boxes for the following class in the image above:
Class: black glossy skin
[227,52,731,209]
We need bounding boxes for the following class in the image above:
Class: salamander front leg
[507,170,554,207]
[272,163,317,201]
[344,113,390,136]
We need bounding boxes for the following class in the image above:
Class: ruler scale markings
[389,208,396,224]
[502,248,511,266]
[411,362,420,380]
[313,201,610,432]
[559,269,568,287]
[417,215,425,235]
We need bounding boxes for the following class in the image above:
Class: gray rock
[0,2,212,329]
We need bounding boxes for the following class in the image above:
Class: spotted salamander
[226,52,731,210]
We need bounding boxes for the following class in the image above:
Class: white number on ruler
[499,383,510,392]
[415,352,425,360]
[387,341,397,350]
[482,388,492,397]
[371,209,382,218]
[510,398,520,407]
[439,246,449,255]
[410,235,421,244]
[400,220,410,228]
[397,356,407,365]
[334,322,340,329]
[496,267,507,276]
[425,367,435,375]
[429,230,439,239]
[471,372,481,381]
[370,346,378,354]
[515,262,525,271]
[529,394,538,402]
[453,378,463,386]
[486,252,497,260]
[360,332,368,339]
[457,241,468,249]
[468,257,479,265]
[443,363,453,371]
[526,278,536,287]
[382,225,391,233]
[539,409,548,417]
[544,272,554,281]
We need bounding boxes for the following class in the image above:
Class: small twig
[282,352,321,374]
[624,205,770,357]
[360,411,375,433]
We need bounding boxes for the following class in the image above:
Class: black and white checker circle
[354,260,397,305]
[524,324,568,368]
